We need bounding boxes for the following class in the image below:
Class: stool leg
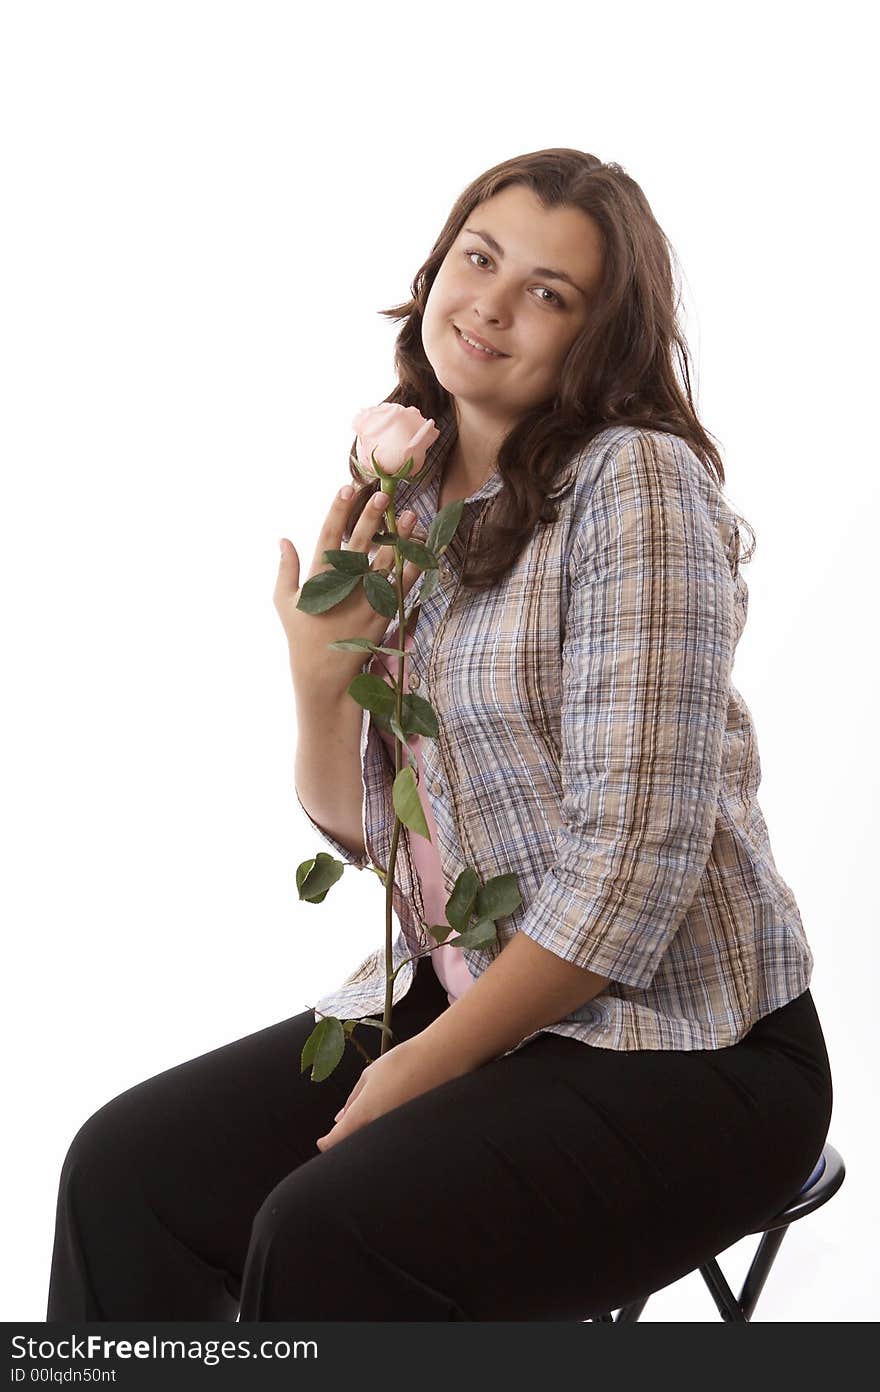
[738,1224,790,1322]
[590,1295,650,1322]
[593,1222,794,1323]
[615,1297,650,1321]
[699,1257,748,1321]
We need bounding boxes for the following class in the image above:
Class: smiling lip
[453,325,509,357]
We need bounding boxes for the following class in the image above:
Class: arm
[318,933,610,1150]
[278,479,424,870]
[415,932,610,1071]
[294,675,369,867]
[418,430,736,1071]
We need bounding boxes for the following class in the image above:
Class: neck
[447,400,510,489]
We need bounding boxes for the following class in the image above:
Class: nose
[472,284,510,326]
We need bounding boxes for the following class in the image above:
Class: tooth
[464,334,496,354]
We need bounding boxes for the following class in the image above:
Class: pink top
[368,618,474,1007]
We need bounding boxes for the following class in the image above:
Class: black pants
[46,959,833,1321]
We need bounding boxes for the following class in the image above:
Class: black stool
[591,1141,845,1322]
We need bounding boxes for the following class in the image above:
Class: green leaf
[369,451,398,485]
[418,568,441,603]
[392,765,430,839]
[297,570,363,614]
[328,637,380,652]
[451,918,499,950]
[363,570,399,618]
[396,536,439,569]
[427,921,454,943]
[389,714,417,760]
[356,1016,397,1046]
[475,873,522,920]
[296,852,345,903]
[373,529,423,548]
[347,672,397,716]
[446,867,480,931]
[401,692,438,738]
[301,1016,345,1082]
[320,548,370,574]
[428,499,465,553]
[328,638,409,658]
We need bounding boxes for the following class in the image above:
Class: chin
[421,345,456,395]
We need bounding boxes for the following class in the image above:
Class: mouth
[453,325,509,359]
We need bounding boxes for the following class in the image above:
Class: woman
[46,148,833,1322]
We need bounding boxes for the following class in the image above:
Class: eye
[534,286,563,307]
[462,249,564,307]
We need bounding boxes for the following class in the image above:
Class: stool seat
[796,1150,826,1192]
[591,1141,845,1322]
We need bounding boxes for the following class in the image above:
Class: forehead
[461,184,604,286]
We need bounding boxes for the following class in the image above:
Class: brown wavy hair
[344,146,756,590]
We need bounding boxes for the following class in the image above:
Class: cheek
[423,273,454,331]
[420,299,439,350]
[434,260,471,307]
[523,327,565,375]
[539,325,579,372]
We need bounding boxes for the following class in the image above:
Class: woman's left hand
[315,1035,459,1151]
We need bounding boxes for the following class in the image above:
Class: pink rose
[352,403,440,482]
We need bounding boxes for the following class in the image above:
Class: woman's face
[421,183,604,423]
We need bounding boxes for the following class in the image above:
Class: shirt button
[440,561,452,582]
[431,780,444,795]
[408,672,420,689]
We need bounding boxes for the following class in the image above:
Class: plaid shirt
[297,406,813,1053]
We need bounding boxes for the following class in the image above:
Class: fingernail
[339,485,353,500]
[372,492,387,508]
[400,510,415,525]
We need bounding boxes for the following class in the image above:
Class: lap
[64,965,833,1320]
[72,956,447,1151]
[61,957,451,1274]
[254,988,833,1320]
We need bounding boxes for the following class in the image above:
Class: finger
[313,488,426,593]
[346,1072,368,1106]
[312,488,417,575]
[273,539,300,617]
[277,537,298,590]
[317,1111,349,1150]
[349,505,425,593]
[349,489,398,565]
[309,486,372,575]
[370,511,425,578]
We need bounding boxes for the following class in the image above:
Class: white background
[2,0,876,1323]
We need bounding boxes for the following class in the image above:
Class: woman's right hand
[275,486,426,705]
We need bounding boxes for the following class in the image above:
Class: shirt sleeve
[515,429,736,989]
[295,789,369,869]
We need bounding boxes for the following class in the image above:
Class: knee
[56,1088,142,1202]
[249,1163,354,1259]
[241,1166,369,1320]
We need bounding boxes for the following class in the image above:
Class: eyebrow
[463,227,588,298]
